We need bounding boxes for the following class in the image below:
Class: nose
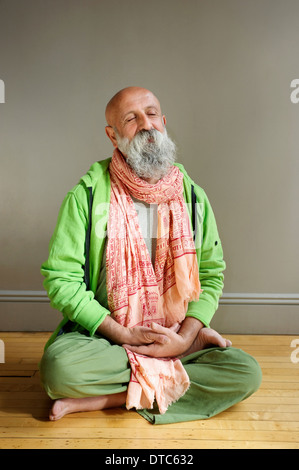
[137,113,153,132]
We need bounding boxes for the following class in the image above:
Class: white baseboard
[219,293,299,305]
[1,290,299,305]
[0,291,50,302]
[0,290,299,334]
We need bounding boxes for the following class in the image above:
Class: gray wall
[0,0,298,333]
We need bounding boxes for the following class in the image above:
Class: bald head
[105,86,166,148]
[105,87,161,127]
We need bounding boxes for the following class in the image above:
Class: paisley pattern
[106,149,202,413]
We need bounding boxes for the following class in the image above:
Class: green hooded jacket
[41,158,225,350]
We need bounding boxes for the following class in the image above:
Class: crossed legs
[39,330,262,422]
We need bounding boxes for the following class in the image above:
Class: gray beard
[115,128,177,181]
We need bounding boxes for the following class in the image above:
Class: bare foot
[49,392,127,421]
[50,398,73,421]
[180,328,232,358]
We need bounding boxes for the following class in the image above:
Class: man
[40,87,262,423]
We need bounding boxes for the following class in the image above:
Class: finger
[169,322,180,332]
[146,323,172,344]
[144,332,170,345]
[214,337,226,348]
[214,333,232,348]
[156,334,170,344]
[150,322,170,334]
[217,333,230,348]
[209,331,227,348]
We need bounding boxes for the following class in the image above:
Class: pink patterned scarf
[107,149,201,414]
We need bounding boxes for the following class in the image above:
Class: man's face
[106,89,166,146]
[105,88,176,182]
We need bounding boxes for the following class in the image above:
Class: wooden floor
[0,332,299,450]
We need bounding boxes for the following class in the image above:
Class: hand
[125,324,171,347]
[123,322,187,358]
[179,327,232,358]
[124,324,232,359]
[97,315,170,347]
[195,327,232,349]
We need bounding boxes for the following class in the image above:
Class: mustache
[131,128,164,147]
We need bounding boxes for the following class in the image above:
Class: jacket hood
[79,157,111,189]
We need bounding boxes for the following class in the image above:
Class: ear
[162,115,167,126]
[105,126,118,148]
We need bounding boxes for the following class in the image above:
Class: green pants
[39,331,262,424]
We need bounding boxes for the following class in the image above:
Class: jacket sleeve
[186,187,226,327]
[41,187,110,336]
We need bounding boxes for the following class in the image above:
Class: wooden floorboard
[0,332,299,449]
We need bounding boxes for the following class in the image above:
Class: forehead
[117,90,161,117]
